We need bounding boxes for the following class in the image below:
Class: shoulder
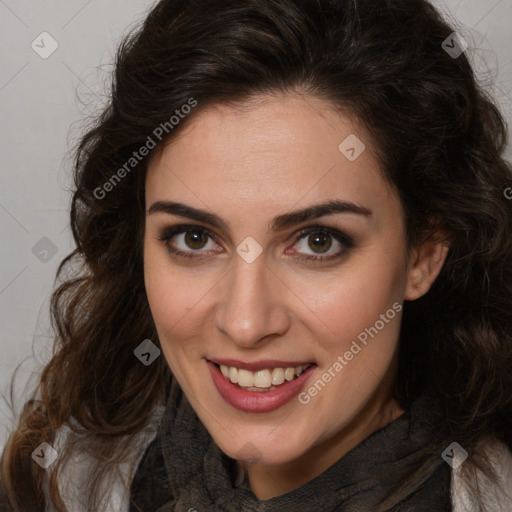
[43,403,165,512]
[44,413,512,511]
[451,438,512,511]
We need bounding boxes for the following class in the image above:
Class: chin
[210,423,312,465]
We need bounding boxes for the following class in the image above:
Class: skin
[143,92,449,499]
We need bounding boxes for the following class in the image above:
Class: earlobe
[405,239,450,301]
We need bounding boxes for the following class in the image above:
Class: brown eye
[158,225,221,259]
[290,226,354,263]
[307,232,332,253]
[184,230,209,250]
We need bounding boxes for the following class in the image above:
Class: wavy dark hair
[1,0,511,510]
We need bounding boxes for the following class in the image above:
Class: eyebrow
[147,199,372,232]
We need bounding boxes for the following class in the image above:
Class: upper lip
[207,358,314,372]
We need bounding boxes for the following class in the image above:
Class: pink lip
[207,360,317,413]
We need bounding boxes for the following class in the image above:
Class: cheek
[298,261,405,415]
[144,240,183,334]
[289,252,407,351]
[143,240,216,347]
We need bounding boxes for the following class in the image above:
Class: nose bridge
[215,251,288,347]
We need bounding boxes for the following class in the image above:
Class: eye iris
[308,232,332,253]
[185,231,208,250]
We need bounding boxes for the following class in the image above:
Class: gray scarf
[129,378,452,511]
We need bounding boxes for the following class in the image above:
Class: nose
[214,251,291,349]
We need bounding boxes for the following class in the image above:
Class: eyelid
[293,225,355,247]
[286,226,354,263]
[158,223,354,261]
[157,224,222,257]
[158,224,218,243]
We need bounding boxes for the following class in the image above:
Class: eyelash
[157,224,355,264]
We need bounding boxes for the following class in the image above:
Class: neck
[241,377,404,499]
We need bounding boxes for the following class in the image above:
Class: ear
[405,234,449,301]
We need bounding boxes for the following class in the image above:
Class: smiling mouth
[212,362,314,392]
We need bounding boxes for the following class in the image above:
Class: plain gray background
[1,0,511,449]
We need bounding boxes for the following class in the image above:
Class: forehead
[145,93,397,223]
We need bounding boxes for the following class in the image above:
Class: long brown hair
[2,0,511,510]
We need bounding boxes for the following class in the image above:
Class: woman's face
[143,93,443,469]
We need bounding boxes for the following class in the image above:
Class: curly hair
[1,0,511,510]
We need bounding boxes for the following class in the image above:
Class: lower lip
[207,361,316,413]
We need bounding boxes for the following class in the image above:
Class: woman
[1,0,511,510]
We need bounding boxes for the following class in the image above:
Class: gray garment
[129,378,453,512]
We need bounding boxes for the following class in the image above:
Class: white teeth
[218,364,311,389]
[271,368,285,385]
[253,369,272,388]
[229,366,238,384]
[237,369,254,387]
[284,368,295,381]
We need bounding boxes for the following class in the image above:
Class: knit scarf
[129,378,452,511]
